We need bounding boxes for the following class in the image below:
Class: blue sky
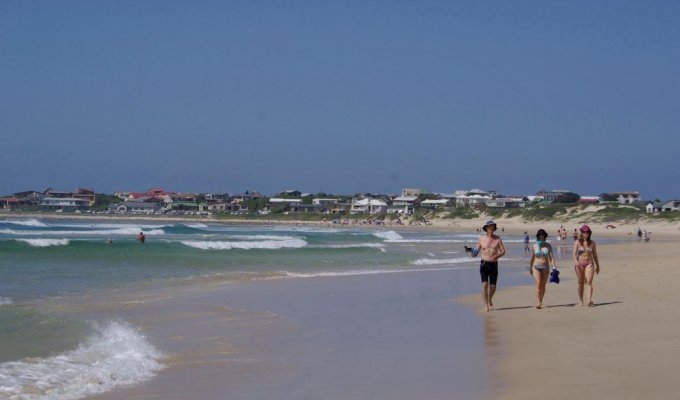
[2,1,679,199]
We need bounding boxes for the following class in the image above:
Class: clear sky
[2,1,679,199]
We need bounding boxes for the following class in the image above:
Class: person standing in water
[572,224,600,306]
[523,231,530,253]
[137,231,145,244]
[468,220,506,312]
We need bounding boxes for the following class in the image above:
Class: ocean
[0,217,555,399]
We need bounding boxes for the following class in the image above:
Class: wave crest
[411,257,474,266]
[372,231,404,241]
[0,320,163,400]
[3,219,48,227]
[16,238,70,247]
[181,238,307,250]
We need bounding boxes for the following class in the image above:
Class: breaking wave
[2,219,49,227]
[372,231,404,241]
[410,257,476,266]
[181,237,307,250]
[16,238,70,247]
[0,320,164,400]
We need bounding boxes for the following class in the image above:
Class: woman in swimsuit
[528,229,556,309]
[572,224,600,306]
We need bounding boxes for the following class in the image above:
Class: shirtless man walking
[471,220,506,311]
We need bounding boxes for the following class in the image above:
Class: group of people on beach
[467,221,600,311]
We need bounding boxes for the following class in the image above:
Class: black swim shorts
[480,260,498,285]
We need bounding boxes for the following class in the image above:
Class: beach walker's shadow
[587,301,622,308]
[495,301,622,311]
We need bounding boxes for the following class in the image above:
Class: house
[610,191,641,204]
[205,202,247,213]
[653,200,680,212]
[205,193,229,203]
[646,202,656,213]
[171,202,201,212]
[289,203,326,213]
[268,198,302,206]
[278,190,302,197]
[312,198,340,206]
[0,197,21,209]
[392,196,418,206]
[486,198,527,208]
[115,201,160,214]
[420,199,451,209]
[455,191,492,207]
[43,188,75,199]
[41,197,89,210]
[14,190,43,205]
[350,198,388,215]
[73,188,96,206]
[535,190,571,202]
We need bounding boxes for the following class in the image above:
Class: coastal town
[1,186,677,217]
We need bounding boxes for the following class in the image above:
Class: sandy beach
[459,236,680,399]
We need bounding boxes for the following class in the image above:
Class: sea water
[0,217,554,399]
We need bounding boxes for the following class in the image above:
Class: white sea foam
[54,223,165,229]
[385,239,467,243]
[411,257,476,266]
[181,237,307,250]
[310,243,386,249]
[282,266,472,279]
[185,223,208,229]
[373,231,404,241]
[1,228,165,236]
[0,297,13,306]
[227,235,298,241]
[3,219,48,227]
[16,238,70,247]
[0,320,164,400]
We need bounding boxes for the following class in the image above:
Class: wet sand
[85,269,490,400]
[460,239,680,400]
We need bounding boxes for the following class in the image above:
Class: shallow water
[0,217,578,399]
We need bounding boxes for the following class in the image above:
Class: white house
[392,196,418,206]
[654,200,680,212]
[456,193,492,206]
[41,197,89,210]
[269,198,303,205]
[420,199,450,209]
[350,198,388,215]
[610,191,641,204]
[312,198,339,206]
[646,202,656,213]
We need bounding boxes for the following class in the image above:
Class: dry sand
[459,236,680,400]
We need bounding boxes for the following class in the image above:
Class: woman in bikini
[572,224,600,306]
[529,229,556,309]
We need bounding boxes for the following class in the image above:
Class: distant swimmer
[106,238,112,245]
[137,231,145,244]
